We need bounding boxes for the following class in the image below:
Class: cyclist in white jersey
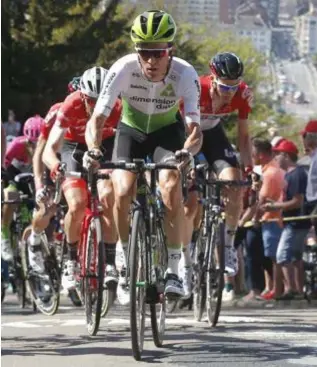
[85,10,202,304]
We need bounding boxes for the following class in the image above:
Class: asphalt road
[280,60,317,120]
[2,293,317,367]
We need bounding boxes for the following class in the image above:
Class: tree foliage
[2,0,134,120]
[2,0,294,144]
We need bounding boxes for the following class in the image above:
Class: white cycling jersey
[95,53,200,134]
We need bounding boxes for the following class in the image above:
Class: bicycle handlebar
[53,160,178,204]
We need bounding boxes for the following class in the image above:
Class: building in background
[295,0,317,56]
[134,0,220,25]
[219,0,241,24]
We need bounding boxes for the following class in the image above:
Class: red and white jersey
[41,102,62,140]
[55,91,122,144]
[199,75,252,130]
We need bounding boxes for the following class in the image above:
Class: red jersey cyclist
[27,77,82,273]
[182,52,253,301]
[43,66,122,291]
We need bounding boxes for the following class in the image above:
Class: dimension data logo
[160,84,175,97]
[130,96,176,110]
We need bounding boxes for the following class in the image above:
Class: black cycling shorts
[61,137,114,172]
[112,121,185,164]
[6,164,33,197]
[201,123,239,175]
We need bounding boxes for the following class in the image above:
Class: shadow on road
[2,323,316,365]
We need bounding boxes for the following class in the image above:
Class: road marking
[1,322,42,328]
[288,357,317,366]
[1,315,279,329]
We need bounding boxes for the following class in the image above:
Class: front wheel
[206,222,225,327]
[129,209,146,361]
[84,217,105,336]
[21,226,60,316]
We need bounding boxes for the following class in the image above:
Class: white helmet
[80,66,108,98]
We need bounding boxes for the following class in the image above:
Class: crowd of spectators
[234,120,317,304]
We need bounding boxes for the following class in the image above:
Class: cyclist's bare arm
[42,125,65,170]
[85,113,105,150]
[184,122,202,156]
[33,134,47,189]
[238,118,252,168]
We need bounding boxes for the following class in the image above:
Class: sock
[67,242,78,261]
[167,246,181,275]
[104,243,116,266]
[29,230,41,249]
[225,283,233,292]
[182,245,192,267]
[116,240,128,270]
[225,224,236,248]
[1,225,10,240]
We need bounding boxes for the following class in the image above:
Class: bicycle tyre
[84,217,105,336]
[68,289,83,307]
[193,233,206,322]
[21,227,61,316]
[101,283,116,317]
[150,223,167,348]
[11,230,27,309]
[130,209,146,361]
[206,222,225,327]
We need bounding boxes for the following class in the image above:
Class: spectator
[301,120,317,236]
[3,110,21,142]
[252,138,285,300]
[264,140,310,299]
[1,123,6,168]
[271,136,286,149]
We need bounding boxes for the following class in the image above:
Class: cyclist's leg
[97,137,118,283]
[111,123,145,305]
[202,124,242,300]
[28,198,56,273]
[1,183,18,261]
[152,122,186,296]
[60,141,88,289]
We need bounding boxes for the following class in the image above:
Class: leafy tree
[2,0,134,120]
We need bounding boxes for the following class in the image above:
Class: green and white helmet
[131,10,177,44]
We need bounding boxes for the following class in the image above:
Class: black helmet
[210,52,244,80]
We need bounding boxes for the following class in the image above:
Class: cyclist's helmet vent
[23,115,45,143]
[210,52,244,80]
[131,10,177,44]
[80,66,108,99]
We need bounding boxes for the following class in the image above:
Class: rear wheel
[84,217,105,336]
[206,222,225,327]
[21,226,61,316]
[68,289,82,307]
[150,224,167,348]
[11,231,26,308]
[192,232,206,322]
[130,209,146,361]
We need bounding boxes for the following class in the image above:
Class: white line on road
[1,315,280,329]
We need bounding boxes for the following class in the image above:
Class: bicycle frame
[78,168,105,290]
